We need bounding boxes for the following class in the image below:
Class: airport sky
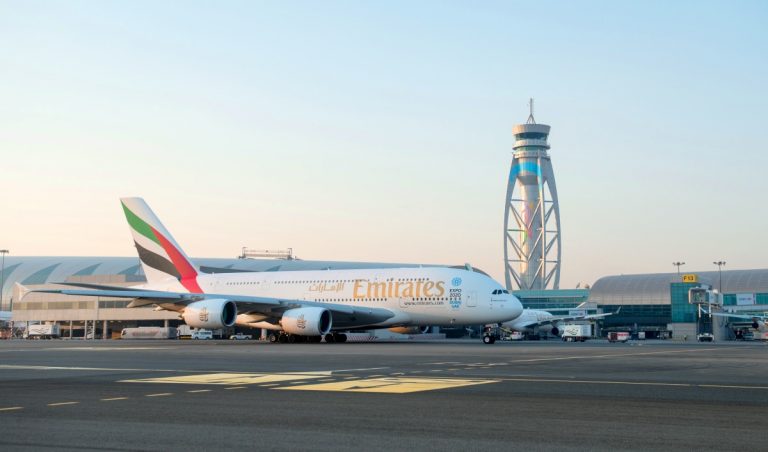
[1,0,767,288]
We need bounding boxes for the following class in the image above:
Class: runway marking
[48,401,79,406]
[0,407,23,412]
[318,378,336,382]
[187,389,211,393]
[0,364,181,372]
[121,372,332,385]
[225,386,247,390]
[501,377,691,387]
[100,397,128,401]
[699,384,768,390]
[145,393,173,397]
[506,348,719,364]
[260,384,280,387]
[43,347,175,351]
[278,377,497,394]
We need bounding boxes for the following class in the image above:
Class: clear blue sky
[1,0,766,287]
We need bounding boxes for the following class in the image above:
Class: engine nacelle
[281,307,332,336]
[388,326,431,335]
[182,299,237,329]
[550,326,560,336]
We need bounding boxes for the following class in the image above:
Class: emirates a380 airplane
[23,198,523,343]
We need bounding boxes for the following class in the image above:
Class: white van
[191,329,213,340]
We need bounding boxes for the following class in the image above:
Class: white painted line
[699,384,768,390]
[145,393,173,397]
[0,407,23,412]
[501,377,691,387]
[225,386,247,390]
[48,401,80,406]
[507,348,718,364]
[187,389,211,393]
[100,397,128,401]
[318,378,336,382]
[260,384,280,387]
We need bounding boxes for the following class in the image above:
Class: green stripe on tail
[121,202,161,246]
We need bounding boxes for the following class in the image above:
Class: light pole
[672,261,685,276]
[713,261,726,293]
[0,249,8,311]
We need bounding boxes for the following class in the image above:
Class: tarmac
[0,339,766,451]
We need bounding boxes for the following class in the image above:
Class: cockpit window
[492,289,499,295]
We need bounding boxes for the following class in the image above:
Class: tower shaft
[504,120,561,290]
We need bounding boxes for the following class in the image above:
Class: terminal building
[1,256,767,340]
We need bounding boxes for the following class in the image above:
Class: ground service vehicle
[230,333,252,340]
[191,329,213,340]
[561,324,591,342]
[608,331,630,343]
[121,327,177,339]
[24,324,60,339]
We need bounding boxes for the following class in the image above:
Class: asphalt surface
[0,339,766,451]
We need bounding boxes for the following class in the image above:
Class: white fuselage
[503,309,555,333]
[148,267,523,328]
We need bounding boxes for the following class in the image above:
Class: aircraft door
[465,291,477,307]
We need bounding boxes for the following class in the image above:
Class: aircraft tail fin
[120,197,203,293]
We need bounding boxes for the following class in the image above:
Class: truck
[24,324,61,339]
[230,332,253,340]
[120,327,178,340]
[561,324,591,342]
[608,331,630,343]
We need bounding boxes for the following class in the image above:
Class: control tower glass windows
[515,132,548,140]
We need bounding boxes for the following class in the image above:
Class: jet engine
[550,326,560,336]
[388,326,431,335]
[182,299,237,329]
[281,307,332,336]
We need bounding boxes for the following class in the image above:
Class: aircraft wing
[17,283,395,327]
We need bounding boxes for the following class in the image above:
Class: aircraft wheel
[334,333,348,343]
[288,334,297,343]
[324,333,335,343]
[268,334,278,343]
[309,335,322,343]
[483,335,495,344]
[278,334,288,343]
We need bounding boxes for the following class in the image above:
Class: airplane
[499,303,614,339]
[20,197,524,344]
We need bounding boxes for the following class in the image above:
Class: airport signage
[736,293,755,306]
[682,274,698,283]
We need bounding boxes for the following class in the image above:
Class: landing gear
[482,324,500,344]
[268,334,278,343]
[323,333,347,343]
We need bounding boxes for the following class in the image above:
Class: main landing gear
[324,333,348,343]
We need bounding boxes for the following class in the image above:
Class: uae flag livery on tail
[120,197,203,293]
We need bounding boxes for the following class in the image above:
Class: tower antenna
[526,98,536,124]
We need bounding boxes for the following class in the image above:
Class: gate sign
[682,274,698,283]
[736,293,755,306]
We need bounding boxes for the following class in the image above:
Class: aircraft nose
[508,295,523,319]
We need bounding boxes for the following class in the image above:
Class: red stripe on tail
[151,226,204,293]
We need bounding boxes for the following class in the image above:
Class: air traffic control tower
[504,100,561,290]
